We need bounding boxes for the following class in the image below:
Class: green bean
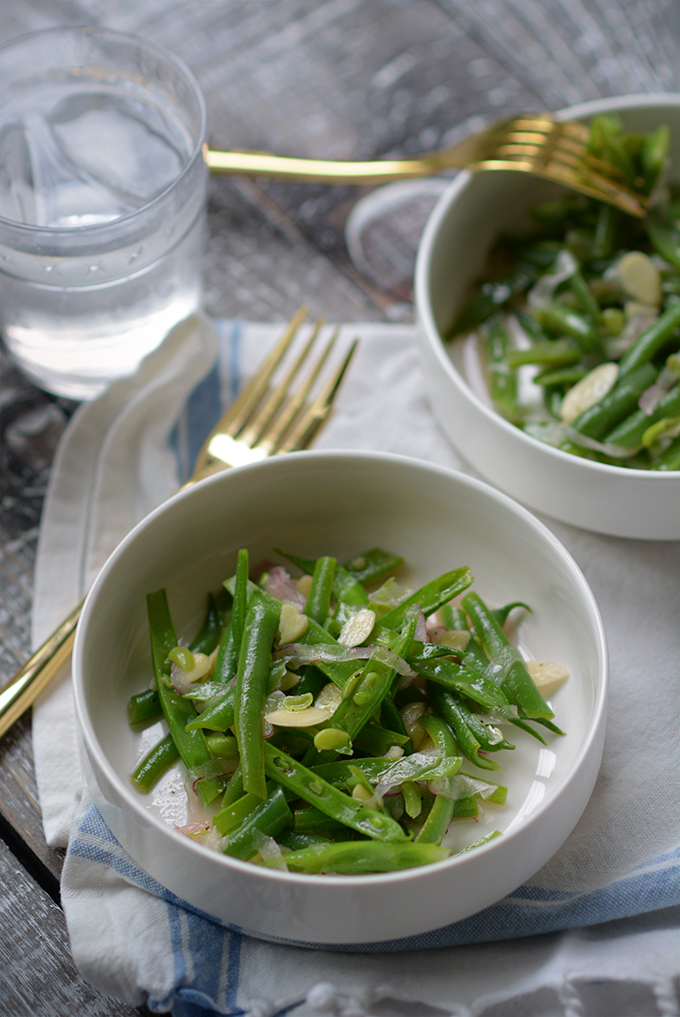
[293,807,350,837]
[439,604,467,630]
[650,433,680,470]
[308,757,396,790]
[227,573,361,689]
[479,314,521,423]
[491,600,532,627]
[221,762,244,807]
[353,724,410,757]
[278,829,333,850]
[641,125,670,192]
[289,666,326,700]
[413,658,512,713]
[415,715,458,844]
[344,547,406,584]
[221,787,292,861]
[379,567,473,629]
[230,548,250,658]
[303,556,337,625]
[284,840,448,874]
[569,362,659,440]
[591,203,620,260]
[306,614,419,766]
[461,592,553,721]
[450,694,515,753]
[587,114,636,184]
[234,598,281,799]
[263,743,407,842]
[533,366,587,387]
[428,683,500,771]
[505,339,582,369]
[379,695,413,753]
[406,641,458,663]
[129,733,179,793]
[269,728,315,756]
[189,591,227,656]
[213,788,265,836]
[568,265,600,319]
[185,685,235,733]
[617,302,680,378]
[448,262,537,335]
[532,305,600,352]
[127,688,162,726]
[453,796,479,819]
[146,589,222,806]
[646,212,680,270]
[205,732,238,759]
[515,306,551,340]
[605,383,680,449]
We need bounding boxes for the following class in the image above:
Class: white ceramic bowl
[73,451,607,946]
[416,95,680,540]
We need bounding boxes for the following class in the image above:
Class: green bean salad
[128,547,567,875]
[447,115,680,470]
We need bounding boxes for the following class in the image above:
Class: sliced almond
[560,362,619,424]
[294,574,313,598]
[338,607,376,647]
[526,659,569,693]
[618,251,661,307]
[278,602,308,645]
[264,706,331,728]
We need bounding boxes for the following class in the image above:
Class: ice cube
[50,93,188,204]
[22,111,140,227]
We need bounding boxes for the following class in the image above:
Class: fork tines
[189,308,357,483]
[472,113,647,218]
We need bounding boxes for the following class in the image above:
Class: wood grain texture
[0,1,678,1011]
[0,835,146,1016]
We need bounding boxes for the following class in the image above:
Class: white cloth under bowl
[31,314,679,1016]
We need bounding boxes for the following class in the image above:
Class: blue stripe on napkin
[168,319,243,485]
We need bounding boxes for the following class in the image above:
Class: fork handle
[0,598,84,738]
[205,145,455,183]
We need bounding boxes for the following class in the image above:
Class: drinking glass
[0,28,208,399]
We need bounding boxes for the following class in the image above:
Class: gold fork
[0,308,358,739]
[206,112,647,218]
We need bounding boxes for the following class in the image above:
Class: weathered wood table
[1,3,678,1013]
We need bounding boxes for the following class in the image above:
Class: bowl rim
[73,448,609,889]
[415,93,680,484]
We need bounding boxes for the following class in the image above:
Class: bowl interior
[77,451,606,862]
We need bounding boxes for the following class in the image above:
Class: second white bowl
[416,95,680,540]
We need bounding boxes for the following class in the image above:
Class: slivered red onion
[274,641,416,677]
[262,566,306,606]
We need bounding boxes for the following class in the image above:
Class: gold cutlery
[0,308,357,738]
[206,113,647,218]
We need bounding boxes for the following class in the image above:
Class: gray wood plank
[0,834,145,1016]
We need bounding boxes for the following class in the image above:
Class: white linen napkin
[31,314,679,1016]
